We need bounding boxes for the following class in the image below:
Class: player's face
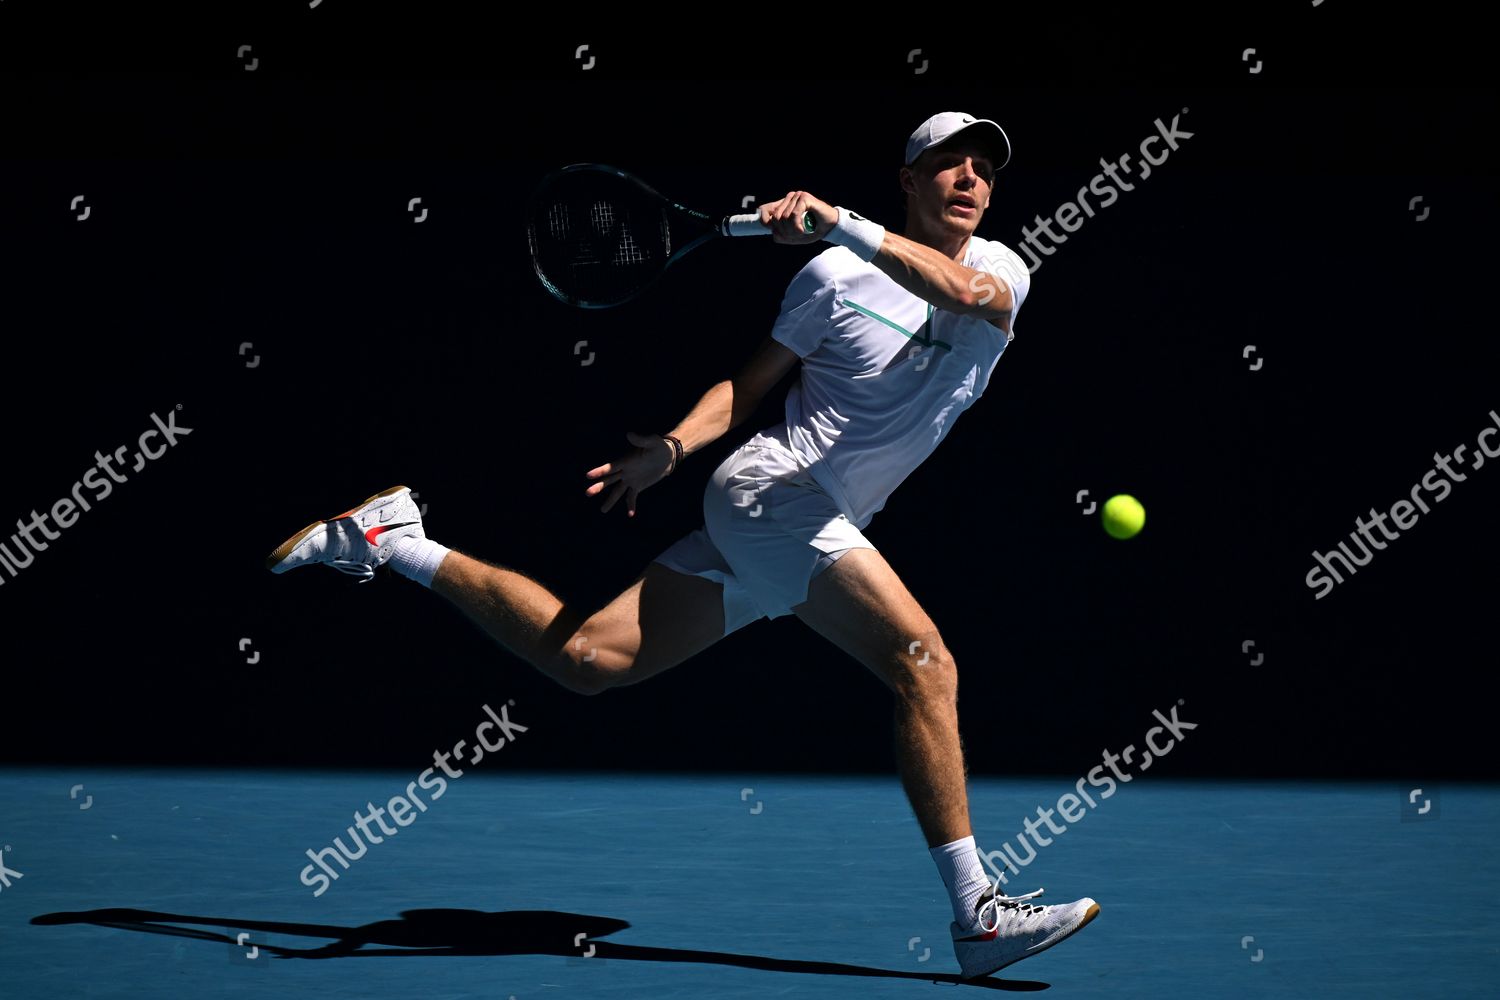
[906,142,994,234]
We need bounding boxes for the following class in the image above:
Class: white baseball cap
[905,112,1012,171]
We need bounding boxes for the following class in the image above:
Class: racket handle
[722,211,818,237]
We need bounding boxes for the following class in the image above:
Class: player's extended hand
[760,191,837,245]
[584,431,675,518]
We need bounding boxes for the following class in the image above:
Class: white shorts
[651,428,877,637]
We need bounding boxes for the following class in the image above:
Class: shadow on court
[31,907,1049,990]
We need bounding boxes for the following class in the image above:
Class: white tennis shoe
[950,882,1100,979]
[265,485,425,582]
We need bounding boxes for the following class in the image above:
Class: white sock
[389,537,452,588]
[930,835,992,926]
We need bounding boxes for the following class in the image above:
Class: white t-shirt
[767,235,1031,529]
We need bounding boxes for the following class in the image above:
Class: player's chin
[939,212,979,236]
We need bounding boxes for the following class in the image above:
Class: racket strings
[530,189,668,306]
[546,202,571,243]
[531,199,666,301]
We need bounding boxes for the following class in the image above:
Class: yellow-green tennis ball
[1102,494,1145,539]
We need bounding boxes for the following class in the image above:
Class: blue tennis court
[3,16,1498,1000]
[3,771,1494,998]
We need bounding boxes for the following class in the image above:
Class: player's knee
[559,634,634,696]
[888,644,958,706]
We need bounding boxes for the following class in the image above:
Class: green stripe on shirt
[838,298,952,352]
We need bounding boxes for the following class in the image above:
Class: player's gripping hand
[759,191,837,245]
[584,431,676,518]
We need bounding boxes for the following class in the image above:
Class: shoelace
[977,882,1046,934]
[330,559,376,583]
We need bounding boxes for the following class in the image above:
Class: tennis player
[267,112,1098,978]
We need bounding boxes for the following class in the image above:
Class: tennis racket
[526,163,815,309]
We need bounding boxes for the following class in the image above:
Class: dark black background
[2,7,1495,780]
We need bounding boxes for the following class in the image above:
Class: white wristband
[826,206,885,261]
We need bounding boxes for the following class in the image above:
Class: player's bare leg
[790,547,970,846]
[432,552,727,695]
[791,547,1098,977]
[266,486,726,694]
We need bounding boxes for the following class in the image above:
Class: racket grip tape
[722,211,818,237]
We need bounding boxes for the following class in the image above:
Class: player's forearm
[871,230,1014,317]
[664,380,747,459]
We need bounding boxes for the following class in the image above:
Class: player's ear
[899,165,916,196]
